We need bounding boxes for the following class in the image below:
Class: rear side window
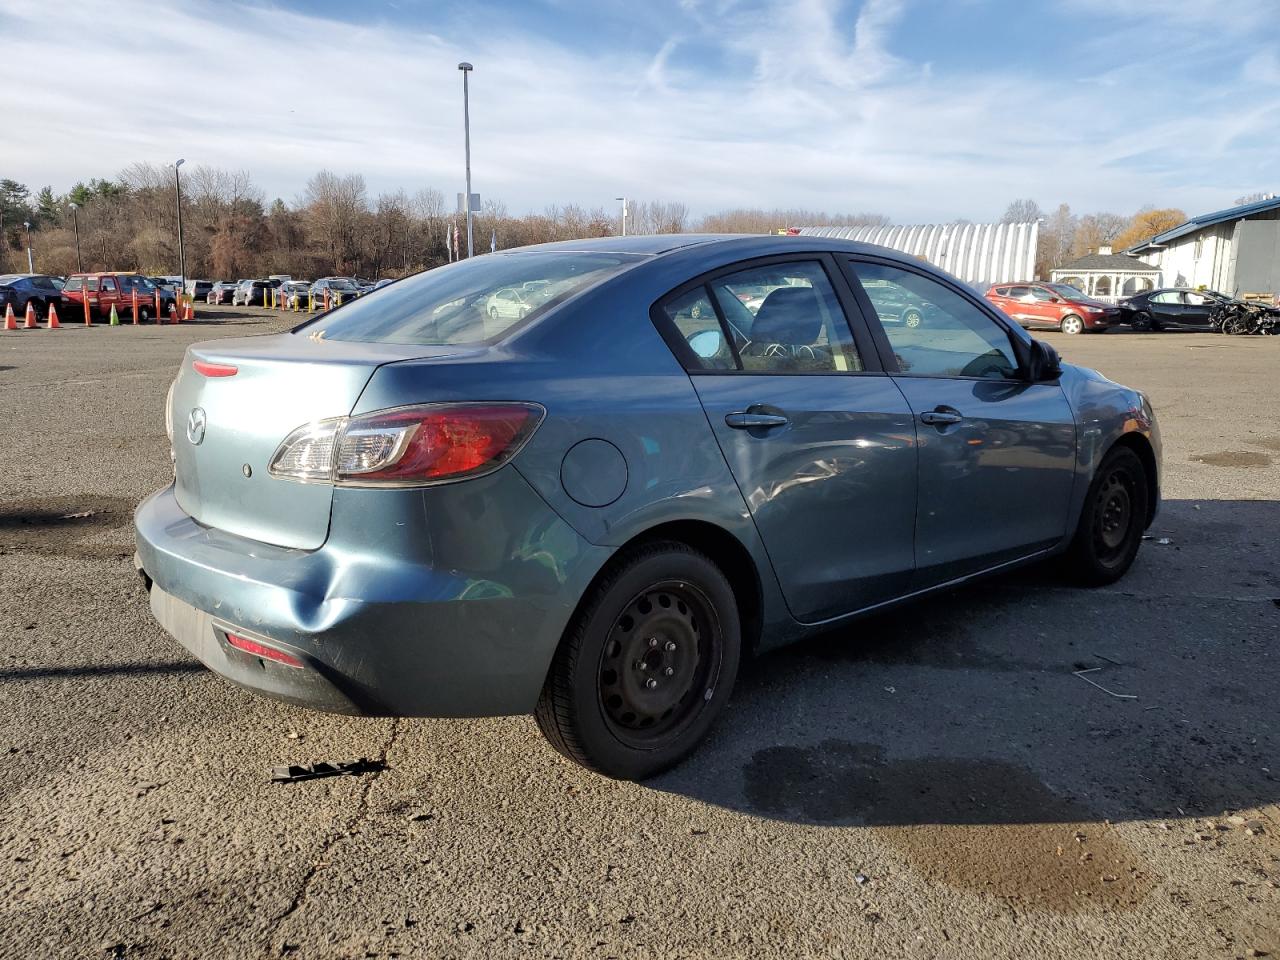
[313,252,642,345]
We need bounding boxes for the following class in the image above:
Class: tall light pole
[23,221,33,273]
[615,197,628,236]
[173,159,187,298]
[458,62,474,258]
[68,202,82,271]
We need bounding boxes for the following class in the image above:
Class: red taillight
[225,632,304,668]
[268,403,544,486]
[337,403,543,485]
[193,360,238,377]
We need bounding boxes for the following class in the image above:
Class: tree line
[1,164,1196,282]
[0,166,892,281]
[999,198,1187,279]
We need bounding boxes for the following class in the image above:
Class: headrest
[750,286,823,345]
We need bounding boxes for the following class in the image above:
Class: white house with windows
[1126,195,1280,297]
[1050,247,1160,302]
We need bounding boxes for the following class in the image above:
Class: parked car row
[984,281,1277,334]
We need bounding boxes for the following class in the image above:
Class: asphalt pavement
[1,307,1277,959]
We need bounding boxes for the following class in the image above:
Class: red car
[985,282,1120,335]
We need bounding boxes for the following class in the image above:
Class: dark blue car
[135,234,1161,779]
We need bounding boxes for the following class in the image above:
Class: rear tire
[535,541,741,780]
[1060,314,1084,335]
[1064,446,1149,586]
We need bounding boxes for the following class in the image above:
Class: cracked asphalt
[1,307,1277,959]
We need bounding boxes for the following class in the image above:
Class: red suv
[985,282,1120,335]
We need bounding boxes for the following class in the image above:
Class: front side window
[314,251,642,346]
[708,262,862,373]
[100,277,118,293]
[851,261,1020,380]
[64,277,83,292]
[1030,286,1056,301]
[1150,291,1179,304]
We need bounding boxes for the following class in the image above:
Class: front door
[660,257,918,623]
[846,258,1078,587]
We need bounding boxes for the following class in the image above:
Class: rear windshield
[309,251,643,345]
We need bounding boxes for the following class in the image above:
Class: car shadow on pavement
[655,498,1280,832]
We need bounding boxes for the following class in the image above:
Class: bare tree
[1000,198,1043,224]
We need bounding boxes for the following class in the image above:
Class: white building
[1127,195,1280,297]
[798,222,1038,290]
[1050,247,1160,302]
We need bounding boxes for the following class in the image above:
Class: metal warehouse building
[1127,195,1280,297]
[799,222,1039,289]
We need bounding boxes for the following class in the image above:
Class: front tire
[1065,446,1149,585]
[535,542,741,780]
[1060,314,1085,335]
[1130,311,1153,332]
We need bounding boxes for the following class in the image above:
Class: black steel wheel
[1065,446,1149,585]
[535,541,741,780]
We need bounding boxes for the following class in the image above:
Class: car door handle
[919,408,963,426]
[725,411,789,430]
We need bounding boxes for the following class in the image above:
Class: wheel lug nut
[648,637,658,648]
[638,661,649,671]
[645,678,658,689]
[664,641,676,652]
[664,667,674,676]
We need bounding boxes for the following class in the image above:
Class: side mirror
[689,329,726,360]
[1027,339,1062,381]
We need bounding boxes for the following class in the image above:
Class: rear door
[659,256,918,623]
[845,257,1077,587]
[1004,285,1036,325]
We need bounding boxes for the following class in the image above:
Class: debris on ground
[1072,667,1137,700]
[270,758,386,783]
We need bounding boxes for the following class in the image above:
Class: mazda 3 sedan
[135,234,1161,780]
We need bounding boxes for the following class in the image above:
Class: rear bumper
[134,474,611,717]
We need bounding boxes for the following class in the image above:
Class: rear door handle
[919,408,963,426]
[725,411,789,430]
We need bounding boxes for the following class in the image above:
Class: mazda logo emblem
[187,407,207,445]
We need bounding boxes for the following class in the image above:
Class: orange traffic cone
[183,301,194,321]
[24,303,38,329]
[169,303,179,324]
[47,303,61,329]
[3,304,17,330]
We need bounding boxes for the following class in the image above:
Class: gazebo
[1051,246,1160,302]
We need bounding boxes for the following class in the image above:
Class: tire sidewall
[1061,314,1084,335]
[560,548,741,780]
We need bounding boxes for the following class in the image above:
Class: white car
[485,287,539,321]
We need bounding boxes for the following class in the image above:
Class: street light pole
[458,62,474,259]
[615,197,627,236]
[68,203,82,271]
[173,159,186,299]
[23,220,33,273]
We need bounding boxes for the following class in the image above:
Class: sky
[2,0,1278,222]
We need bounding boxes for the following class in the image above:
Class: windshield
[1048,283,1087,300]
[310,251,642,345]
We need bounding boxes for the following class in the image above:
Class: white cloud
[0,0,1276,222]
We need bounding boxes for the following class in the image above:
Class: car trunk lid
[170,333,466,550]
